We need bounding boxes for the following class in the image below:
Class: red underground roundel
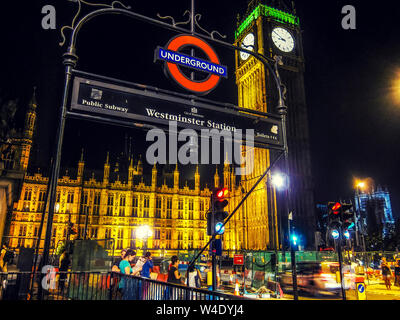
[155,34,228,95]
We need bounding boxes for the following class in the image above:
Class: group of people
[380,257,400,290]
[112,249,154,279]
[166,255,202,288]
[112,251,202,288]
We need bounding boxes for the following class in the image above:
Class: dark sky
[1,0,400,218]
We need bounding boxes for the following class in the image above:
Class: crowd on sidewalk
[110,249,205,296]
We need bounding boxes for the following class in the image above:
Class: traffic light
[328,201,341,227]
[290,234,299,250]
[327,202,342,240]
[328,202,342,221]
[341,203,354,230]
[327,202,354,241]
[208,187,229,236]
[331,229,340,240]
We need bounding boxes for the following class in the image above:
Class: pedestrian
[119,249,141,276]
[188,264,202,288]
[381,257,392,290]
[167,256,182,284]
[112,249,127,272]
[118,249,142,299]
[141,252,154,279]
[58,249,71,293]
[141,252,154,300]
[187,264,202,300]
[394,259,400,287]
[167,256,183,300]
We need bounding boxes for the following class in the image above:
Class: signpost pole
[274,56,298,300]
[212,243,217,292]
[39,49,78,299]
[337,230,347,300]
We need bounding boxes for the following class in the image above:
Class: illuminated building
[235,0,315,247]
[0,91,37,247]
[355,185,395,238]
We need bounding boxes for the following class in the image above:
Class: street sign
[356,282,366,300]
[155,34,228,95]
[70,71,284,150]
[233,254,244,266]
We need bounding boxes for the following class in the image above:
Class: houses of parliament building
[4,92,279,256]
[3,78,282,256]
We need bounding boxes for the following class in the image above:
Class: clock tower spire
[235,0,316,249]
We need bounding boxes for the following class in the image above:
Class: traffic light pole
[288,217,298,300]
[212,246,217,291]
[336,229,347,301]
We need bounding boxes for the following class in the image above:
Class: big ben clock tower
[235,0,316,248]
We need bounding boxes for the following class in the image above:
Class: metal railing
[0,271,248,301]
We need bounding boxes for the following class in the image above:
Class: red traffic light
[331,202,341,215]
[215,188,229,199]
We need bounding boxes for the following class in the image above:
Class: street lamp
[271,172,289,191]
[271,171,298,300]
[354,179,367,252]
[137,225,152,255]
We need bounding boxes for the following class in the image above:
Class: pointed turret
[128,157,134,188]
[195,165,200,192]
[152,163,158,191]
[214,166,220,189]
[137,155,143,175]
[20,88,38,171]
[103,152,110,185]
[231,166,236,190]
[23,87,37,140]
[77,148,85,183]
[224,153,231,189]
[174,163,180,190]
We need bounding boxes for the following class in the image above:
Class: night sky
[1,0,400,218]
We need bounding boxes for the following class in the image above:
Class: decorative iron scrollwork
[157,10,192,28]
[194,14,226,40]
[60,0,132,47]
[156,10,226,40]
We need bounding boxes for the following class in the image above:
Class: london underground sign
[155,34,228,95]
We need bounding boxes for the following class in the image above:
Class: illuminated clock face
[240,33,255,61]
[271,27,295,53]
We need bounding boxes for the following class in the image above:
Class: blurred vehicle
[279,261,342,296]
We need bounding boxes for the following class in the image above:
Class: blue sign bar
[156,47,228,78]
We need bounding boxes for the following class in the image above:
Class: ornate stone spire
[77,148,85,182]
[214,166,220,188]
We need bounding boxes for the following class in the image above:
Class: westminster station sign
[70,71,283,149]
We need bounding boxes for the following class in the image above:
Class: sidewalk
[365,279,400,298]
